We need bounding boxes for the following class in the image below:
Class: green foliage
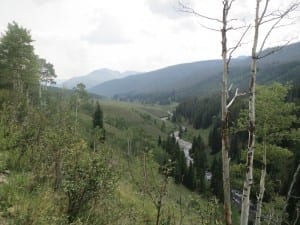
[236,83,298,204]
[238,83,297,143]
[0,22,39,98]
[256,83,297,142]
[63,140,117,222]
[0,22,236,225]
[174,95,220,129]
[70,83,89,112]
[0,78,117,224]
[38,57,57,86]
[187,197,224,225]
[161,135,187,184]
[0,173,67,225]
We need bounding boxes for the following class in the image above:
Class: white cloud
[146,0,186,19]
[31,0,60,6]
[82,13,131,45]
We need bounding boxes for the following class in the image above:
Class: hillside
[62,68,139,89]
[1,89,233,224]
[89,60,223,98]
[89,42,300,101]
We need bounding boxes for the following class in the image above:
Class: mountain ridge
[88,41,300,102]
[62,68,139,89]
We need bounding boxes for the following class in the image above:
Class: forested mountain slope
[89,60,223,97]
[62,69,139,89]
[89,42,300,102]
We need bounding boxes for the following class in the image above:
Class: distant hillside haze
[62,69,139,89]
[88,41,300,101]
[89,60,223,97]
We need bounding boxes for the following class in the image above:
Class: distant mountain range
[61,69,139,89]
[88,42,300,102]
[89,60,224,97]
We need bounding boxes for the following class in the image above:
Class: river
[173,130,193,165]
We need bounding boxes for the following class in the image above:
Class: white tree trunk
[240,1,260,224]
[221,1,232,224]
[255,143,267,225]
[281,163,300,223]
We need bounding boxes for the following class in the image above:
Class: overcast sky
[0,0,299,79]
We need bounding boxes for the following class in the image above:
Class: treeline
[113,90,177,105]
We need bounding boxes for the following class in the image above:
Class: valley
[0,18,300,225]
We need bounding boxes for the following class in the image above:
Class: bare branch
[258,20,285,56]
[261,3,299,25]
[228,0,236,11]
[294,208,300,225]
[282,163,300,223]
[258,0,270,25]
[228,83,233,92]
[260,14,289,25]
[290,195,300,199]
[228,25,251,64]
[258,2,300,56]
[226,88,246,109]
[258,41,291,59]
[195,21,220,32]
[226,24,249,31]
[178,1,222,23]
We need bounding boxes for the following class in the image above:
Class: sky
[0,0,299,79]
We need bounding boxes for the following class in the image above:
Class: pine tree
[93,102,103,129]
[157,135,162,146]
[0,22,39,97]
[184,163,195,190]
[92,102,105,145]
[191,135,207,193]
[209,122,222,154]
[211,157,224,202]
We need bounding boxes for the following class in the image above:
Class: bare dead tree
[254,143,266,225]
[281,163,300,224]
[179,1,249,224]
[293,207,300,225]
[240,1,300,225]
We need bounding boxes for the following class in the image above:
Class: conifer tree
[92,102,105,146]
[209,122,222,154]
[93,102,103,129]
[190,135,207,193]
[157,135,162,146]
[0,22,39,98]
[211,157,224,202]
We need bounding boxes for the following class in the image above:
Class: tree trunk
[221,2,232,225]
[240,1,259,224]
[281,163,300,223]
[155,203,162,225]
[255,142,267,225]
